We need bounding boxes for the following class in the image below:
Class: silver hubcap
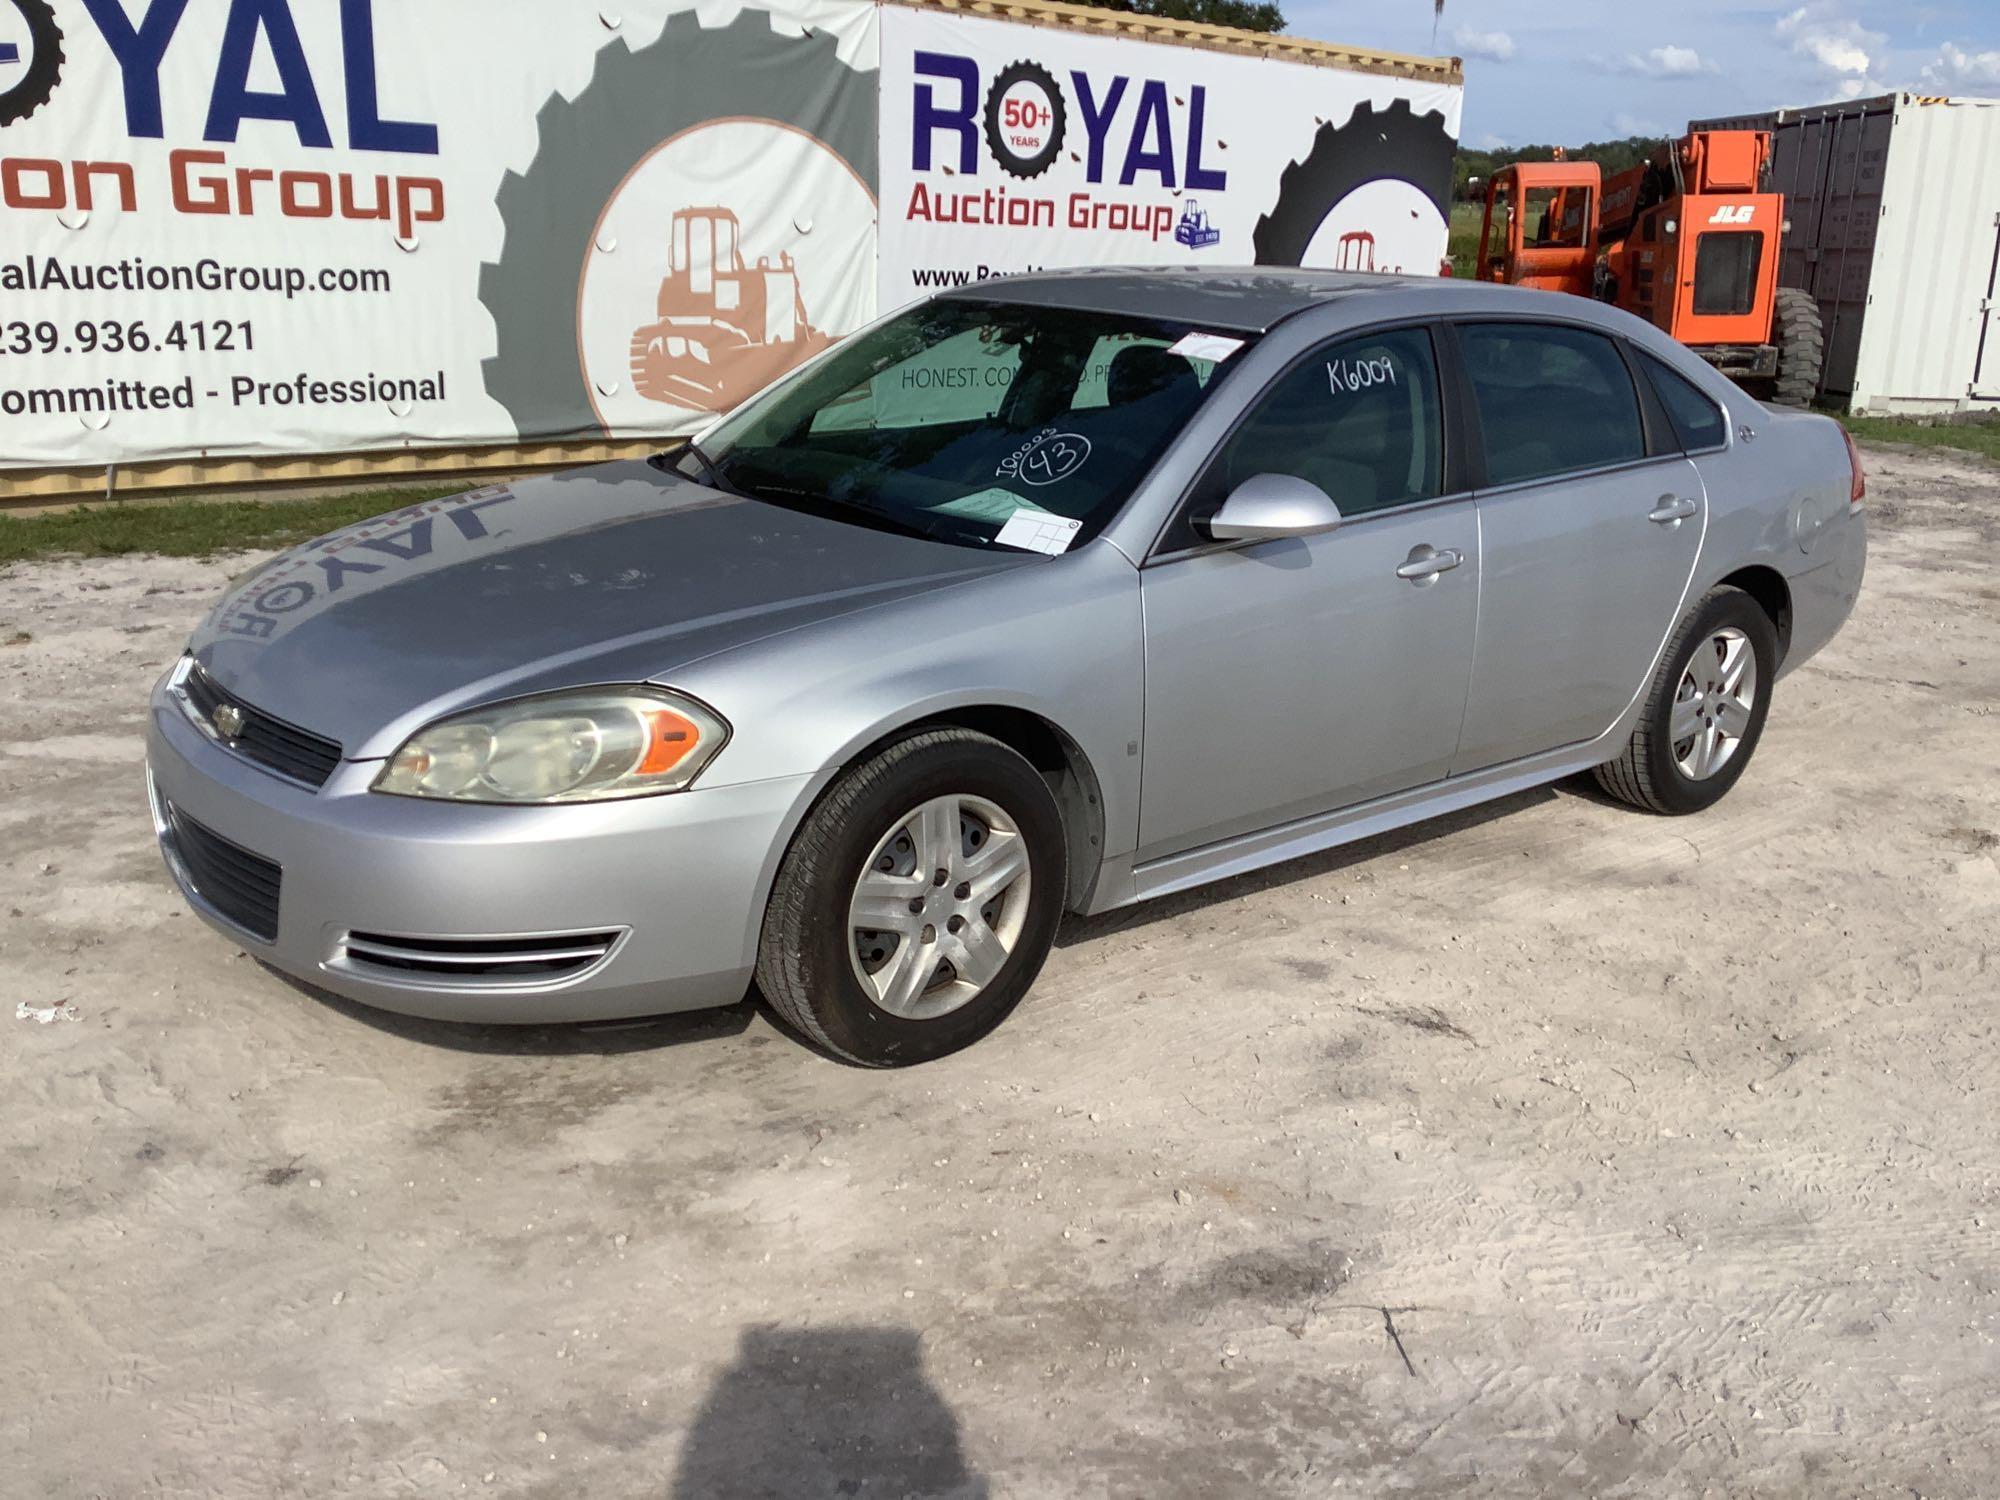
[848,794,1033,1021]
[1672,626,1758,781]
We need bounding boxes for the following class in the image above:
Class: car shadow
[669,1324,988,1499]
[259,778,1577,1058]
[259,964,760,1056]
[1552,767,1633,810]
[1057,781,1564,948]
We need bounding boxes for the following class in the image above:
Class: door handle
[1395,546,1463,582]
[1649,495,1699,525]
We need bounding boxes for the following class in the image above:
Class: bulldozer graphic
[629,205,834,412]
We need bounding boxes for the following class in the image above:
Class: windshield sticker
[1167,332,1246,363]
[998,429,1092,487]
[933,488,1047,525]
[995,510,1083,556]
[1327,354,1399,395]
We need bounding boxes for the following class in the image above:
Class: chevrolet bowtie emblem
[212,703,245,740]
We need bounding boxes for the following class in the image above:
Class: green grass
[1448,200,1484,277]
[0,484,470,566]
[1841,414,2000,464]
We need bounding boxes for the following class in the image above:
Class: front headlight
[374,687,729,804]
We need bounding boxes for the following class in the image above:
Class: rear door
[1450,321,1707,774]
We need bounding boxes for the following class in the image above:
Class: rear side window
[1459,322,1645,485]
[1693,231,1762,316]
[1637,350,1728,451]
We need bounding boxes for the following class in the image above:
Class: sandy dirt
[2,443,1996,1499]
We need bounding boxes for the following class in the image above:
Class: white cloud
[1922,42,2000,91]
[1611,112,1668,138]
[1617,44,1715,77]
[1776,6,1885,78]
[1453,26,1516,63]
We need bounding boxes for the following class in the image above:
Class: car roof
[936,266,1519,334]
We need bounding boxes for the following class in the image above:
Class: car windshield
[683,299,1250,551]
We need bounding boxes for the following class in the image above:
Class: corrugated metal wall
[1855,98,2000,414]
[1696,94,2000,413]
[1764,101,1893,401]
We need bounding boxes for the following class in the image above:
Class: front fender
[666,540,1147,868]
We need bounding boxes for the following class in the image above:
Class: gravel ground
[2,442,1995,1499]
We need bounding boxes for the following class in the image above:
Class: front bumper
[145,675,818,1023]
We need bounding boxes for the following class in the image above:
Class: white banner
[0,0,879,469]
[0,0,1458,472]
[876,6,1461,308]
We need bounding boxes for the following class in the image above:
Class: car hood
[189,461,1033,759]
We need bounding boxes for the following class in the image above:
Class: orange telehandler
[1473,130,1824,405]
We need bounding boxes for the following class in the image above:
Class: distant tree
[1067,0,1286,34]
[1454,135,1671,200]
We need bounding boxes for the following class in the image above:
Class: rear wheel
[755,730,1066,1066]
[1594,587,1778,815]
[1771,288,1824,408]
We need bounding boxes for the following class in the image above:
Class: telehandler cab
[1475,130,1823,405]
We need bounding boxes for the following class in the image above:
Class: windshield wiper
[648,438,739,495]
[739,481,942,543]
[661,446,977,546]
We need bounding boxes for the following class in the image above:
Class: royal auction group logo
[905,49,1228,246]
[0,0,64,127]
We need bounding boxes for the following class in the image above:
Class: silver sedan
[147,269,1867,1065]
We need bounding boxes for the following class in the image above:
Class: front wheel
[1594,587,1778,815]
[755,730,1067,1066]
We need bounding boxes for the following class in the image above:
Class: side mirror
[1205,473,1344,542]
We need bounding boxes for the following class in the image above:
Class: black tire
[1251,98,1456,267]
[1593,587,1779,815]
[1772,288,1825,408]
[755,730,1066,1066]
[0,0,64,127]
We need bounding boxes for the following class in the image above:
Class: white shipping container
[1698,94,2000,415]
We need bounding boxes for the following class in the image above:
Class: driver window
[1172,326,1443,551]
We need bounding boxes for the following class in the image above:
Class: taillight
[1438,256,1455,278]
[1840,425,1866,508]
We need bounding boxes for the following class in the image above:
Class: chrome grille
[181,662,342,789]
[163,804,282,942]
[339,929,625,986]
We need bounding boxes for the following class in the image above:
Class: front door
[1449,321,1708,772]
[1137,326,1480,864]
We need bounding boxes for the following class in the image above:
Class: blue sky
[1286,1,2000,146]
